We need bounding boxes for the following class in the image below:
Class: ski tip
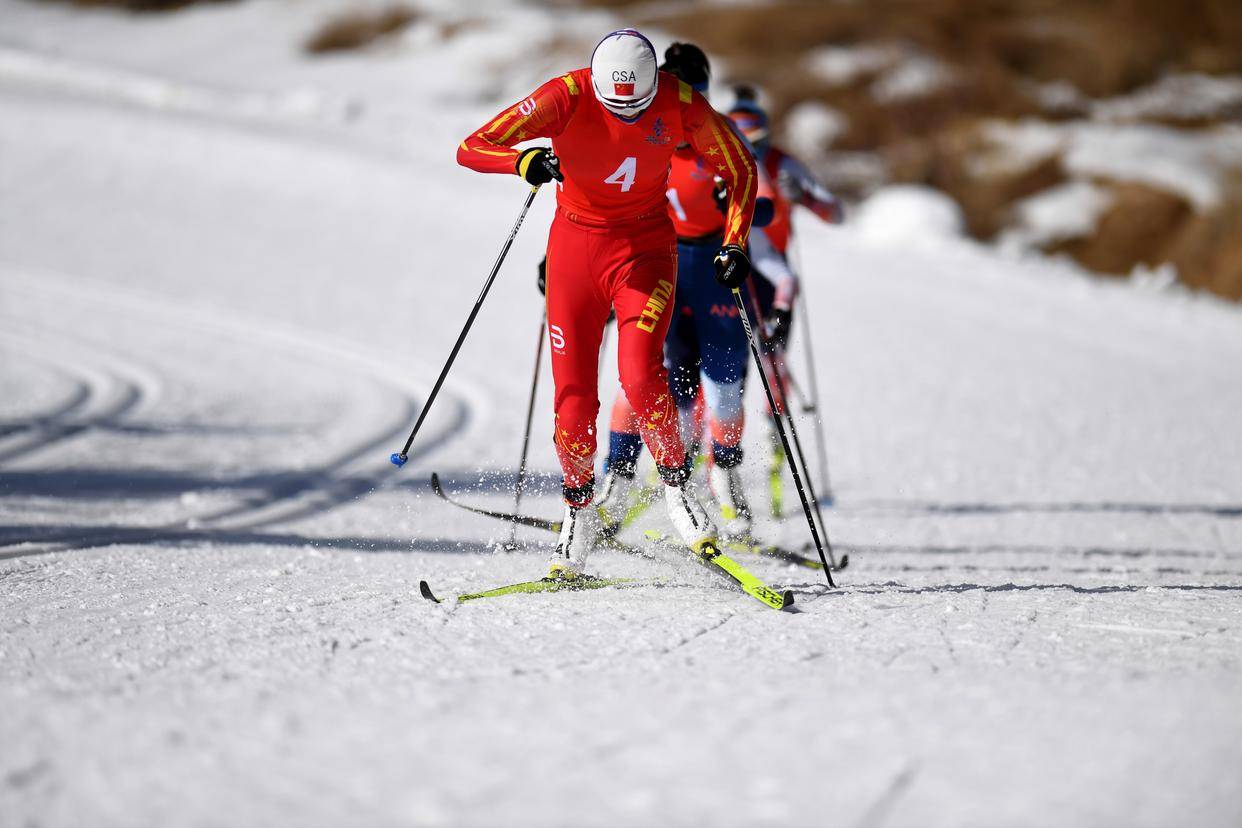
[835,554,849,571]
[429,472,444,495]
[390,452,408,468]
[782,590,796,610]
[418,580,442,603]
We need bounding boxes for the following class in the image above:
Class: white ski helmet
[590,29,659,118]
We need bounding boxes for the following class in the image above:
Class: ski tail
[419,575,638,604]
[720,537,824,570]
[429,472,561,533]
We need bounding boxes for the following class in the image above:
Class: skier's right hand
[537,256,547,295]
[516,147,563,185]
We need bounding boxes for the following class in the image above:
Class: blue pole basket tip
[390,452,408,467]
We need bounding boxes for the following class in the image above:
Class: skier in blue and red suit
[596,43,775,539]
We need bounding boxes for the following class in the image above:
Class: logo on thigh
[549,323,567,353]
[636,279,675,333]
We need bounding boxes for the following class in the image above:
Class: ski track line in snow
[0,268,465,542]
[0,359,90,439]
[0,339,121,462]
[0,318,159,464]
[0,266,483,557]
[854,761,920,828]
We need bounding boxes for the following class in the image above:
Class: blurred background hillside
[571,0,1242,301]
[25,0,1242,300]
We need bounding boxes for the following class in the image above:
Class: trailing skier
[457,29,758,581]
[596,42,775,541]
[726,87,844,509]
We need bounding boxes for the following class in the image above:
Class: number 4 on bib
[605,157,637,192]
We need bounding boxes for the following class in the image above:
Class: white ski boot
[709,463,753,539]
[663,479,717,553]
[548,503,601,580]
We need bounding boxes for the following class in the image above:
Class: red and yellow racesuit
[459,68,756,500]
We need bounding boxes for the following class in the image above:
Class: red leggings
[545,210,685,496]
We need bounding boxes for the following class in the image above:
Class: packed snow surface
[2,2,1241,826]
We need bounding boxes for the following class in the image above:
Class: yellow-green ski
[420,575,637,604]
[644,531,794,611]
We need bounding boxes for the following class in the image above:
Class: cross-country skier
[727,86,843,351]
[727,88,843,508]
[596,43,773,540]
[458,29,758,579]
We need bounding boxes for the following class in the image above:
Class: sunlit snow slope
[2,2,1240,826]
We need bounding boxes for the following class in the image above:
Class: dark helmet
[727,84,769,143]
[659,42,710,93]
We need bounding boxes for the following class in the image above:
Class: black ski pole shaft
[782,363,814,412]
[391,186,541,467]
[768,353,843,570]
[797,286,834,496]
[732,287,836,587]
[745,279,841,570]
[508,310,546,548]
[791,238,834,496]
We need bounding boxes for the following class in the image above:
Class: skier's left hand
[713,244,750,289]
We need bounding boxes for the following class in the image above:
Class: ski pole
[791,237,834,497]
[506,309,546,549]
[391,185,541,467]
[781,361,815,413]
[732,287,837,587]
[796,287,834,497]
[745,280,842,569]
[767,353,846,570]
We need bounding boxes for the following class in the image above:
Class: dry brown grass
[305,6,419,55]
[34,0,237,11]
[1167,176,1242,300]
[568,0,1242,300]
[1048,183,1192,274]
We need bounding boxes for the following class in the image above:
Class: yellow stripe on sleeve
[709,118,753,241]
[496,115,530,145]
[723,128,755,239]
[485,109,519,134]
[678,79,693,104]
[562,74,580,95]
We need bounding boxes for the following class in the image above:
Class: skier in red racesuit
[458,29,758,577]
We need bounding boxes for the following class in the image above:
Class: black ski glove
[766,307,792,349]
[537,256,547,295]
[713,244,750,289]
[516,147,563,186]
